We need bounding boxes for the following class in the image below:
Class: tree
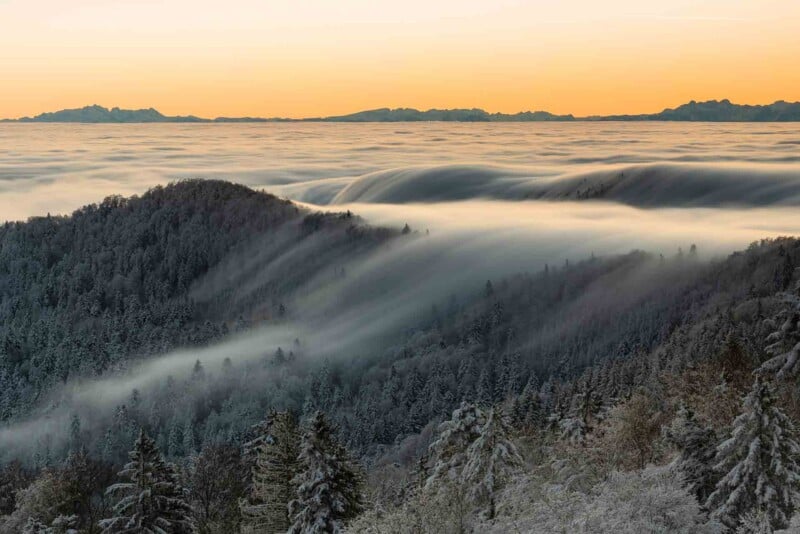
[0,460,32,516]
[735,509,773,534]
[240,411,300,533]
[288,412,363,533]
[0,469,68,533]
[608,389,664,469]
[475,369,493,407]
[663,404,717,503]
[462,408,523,518]
[511,376,544,431]
[188,444,247,534]
[59,448,116,534]
[760,302,800,378]
[426,403,485,491]
[99,429,194,533]
[706,378,800,530]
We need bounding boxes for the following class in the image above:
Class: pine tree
[735,509,773,534]
[288,412,363,533]
[456,358,478,402]
[512,375,544,431]
[462,408,523,518]
[494,353,511,401]
[663,404,717,503]
[241,411,300,533]
[99,429,194,533]
[167,422,183,459]
[476,368,493,407]
[181,419,195,456]
[69,414,82,453]
[706,379,800,530]
[425,403,485,490]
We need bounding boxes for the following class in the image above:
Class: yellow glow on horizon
[2,0,799,119]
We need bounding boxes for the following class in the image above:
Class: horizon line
[3,98,800,123]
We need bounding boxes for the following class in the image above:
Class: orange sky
[2,0,800,119]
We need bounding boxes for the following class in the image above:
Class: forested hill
[0,180,397,421]
[5,182,800,531]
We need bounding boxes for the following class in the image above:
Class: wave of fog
[321,163,800,208]
[295,199,800,348]
[4,121,800,456]
[5,198,800,455]
[0,328,301,452]
[4,122,800,220]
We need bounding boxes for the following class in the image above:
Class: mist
[4,121,800,221]
[4,120,800,468]
[4,193,800,459]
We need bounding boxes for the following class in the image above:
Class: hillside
[0,180,397,422]
[3,182,800,531]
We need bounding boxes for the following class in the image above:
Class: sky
[1,0,799,119]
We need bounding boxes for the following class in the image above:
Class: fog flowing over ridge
[3,120,800,461]
[6,123,800,533]
[321,163,800,208]
[3,188,800,457]
[3,122,800,221]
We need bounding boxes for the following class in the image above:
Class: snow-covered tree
[663,404,718,503]
[707,378,800,530]
[558,416,588,446]
[21,514,79,534]
[425,403,485,490]
[475,467,719,534]
[99,429,194,533]
[462,408,523,518]
[241,411,300,533]
[511,376,544,431]
[578,467,719,534]
[0,469,68,533]
[22,517,52,534]
[288,412,363,533]
[424,403,522,519]
[759,294,800,378]
[735,509,773,534]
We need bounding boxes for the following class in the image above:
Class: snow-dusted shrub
[480,466,720,534]
[345,481,475,534]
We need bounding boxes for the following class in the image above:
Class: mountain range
[4,99,800,123]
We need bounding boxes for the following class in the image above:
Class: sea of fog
[1,122,800,213]
[3,122,800,452]
[3,121,800,255]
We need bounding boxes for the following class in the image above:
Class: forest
[3,180,800,532]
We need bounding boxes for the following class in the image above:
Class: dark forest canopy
[0,180,397,423]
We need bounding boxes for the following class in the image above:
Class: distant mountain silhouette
[4,100,800,122]
[595,99,800,122]
[313,107,575,122]
[14,104,208,123]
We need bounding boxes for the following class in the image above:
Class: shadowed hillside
[0,180,397,421]
[3,181,800,532]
